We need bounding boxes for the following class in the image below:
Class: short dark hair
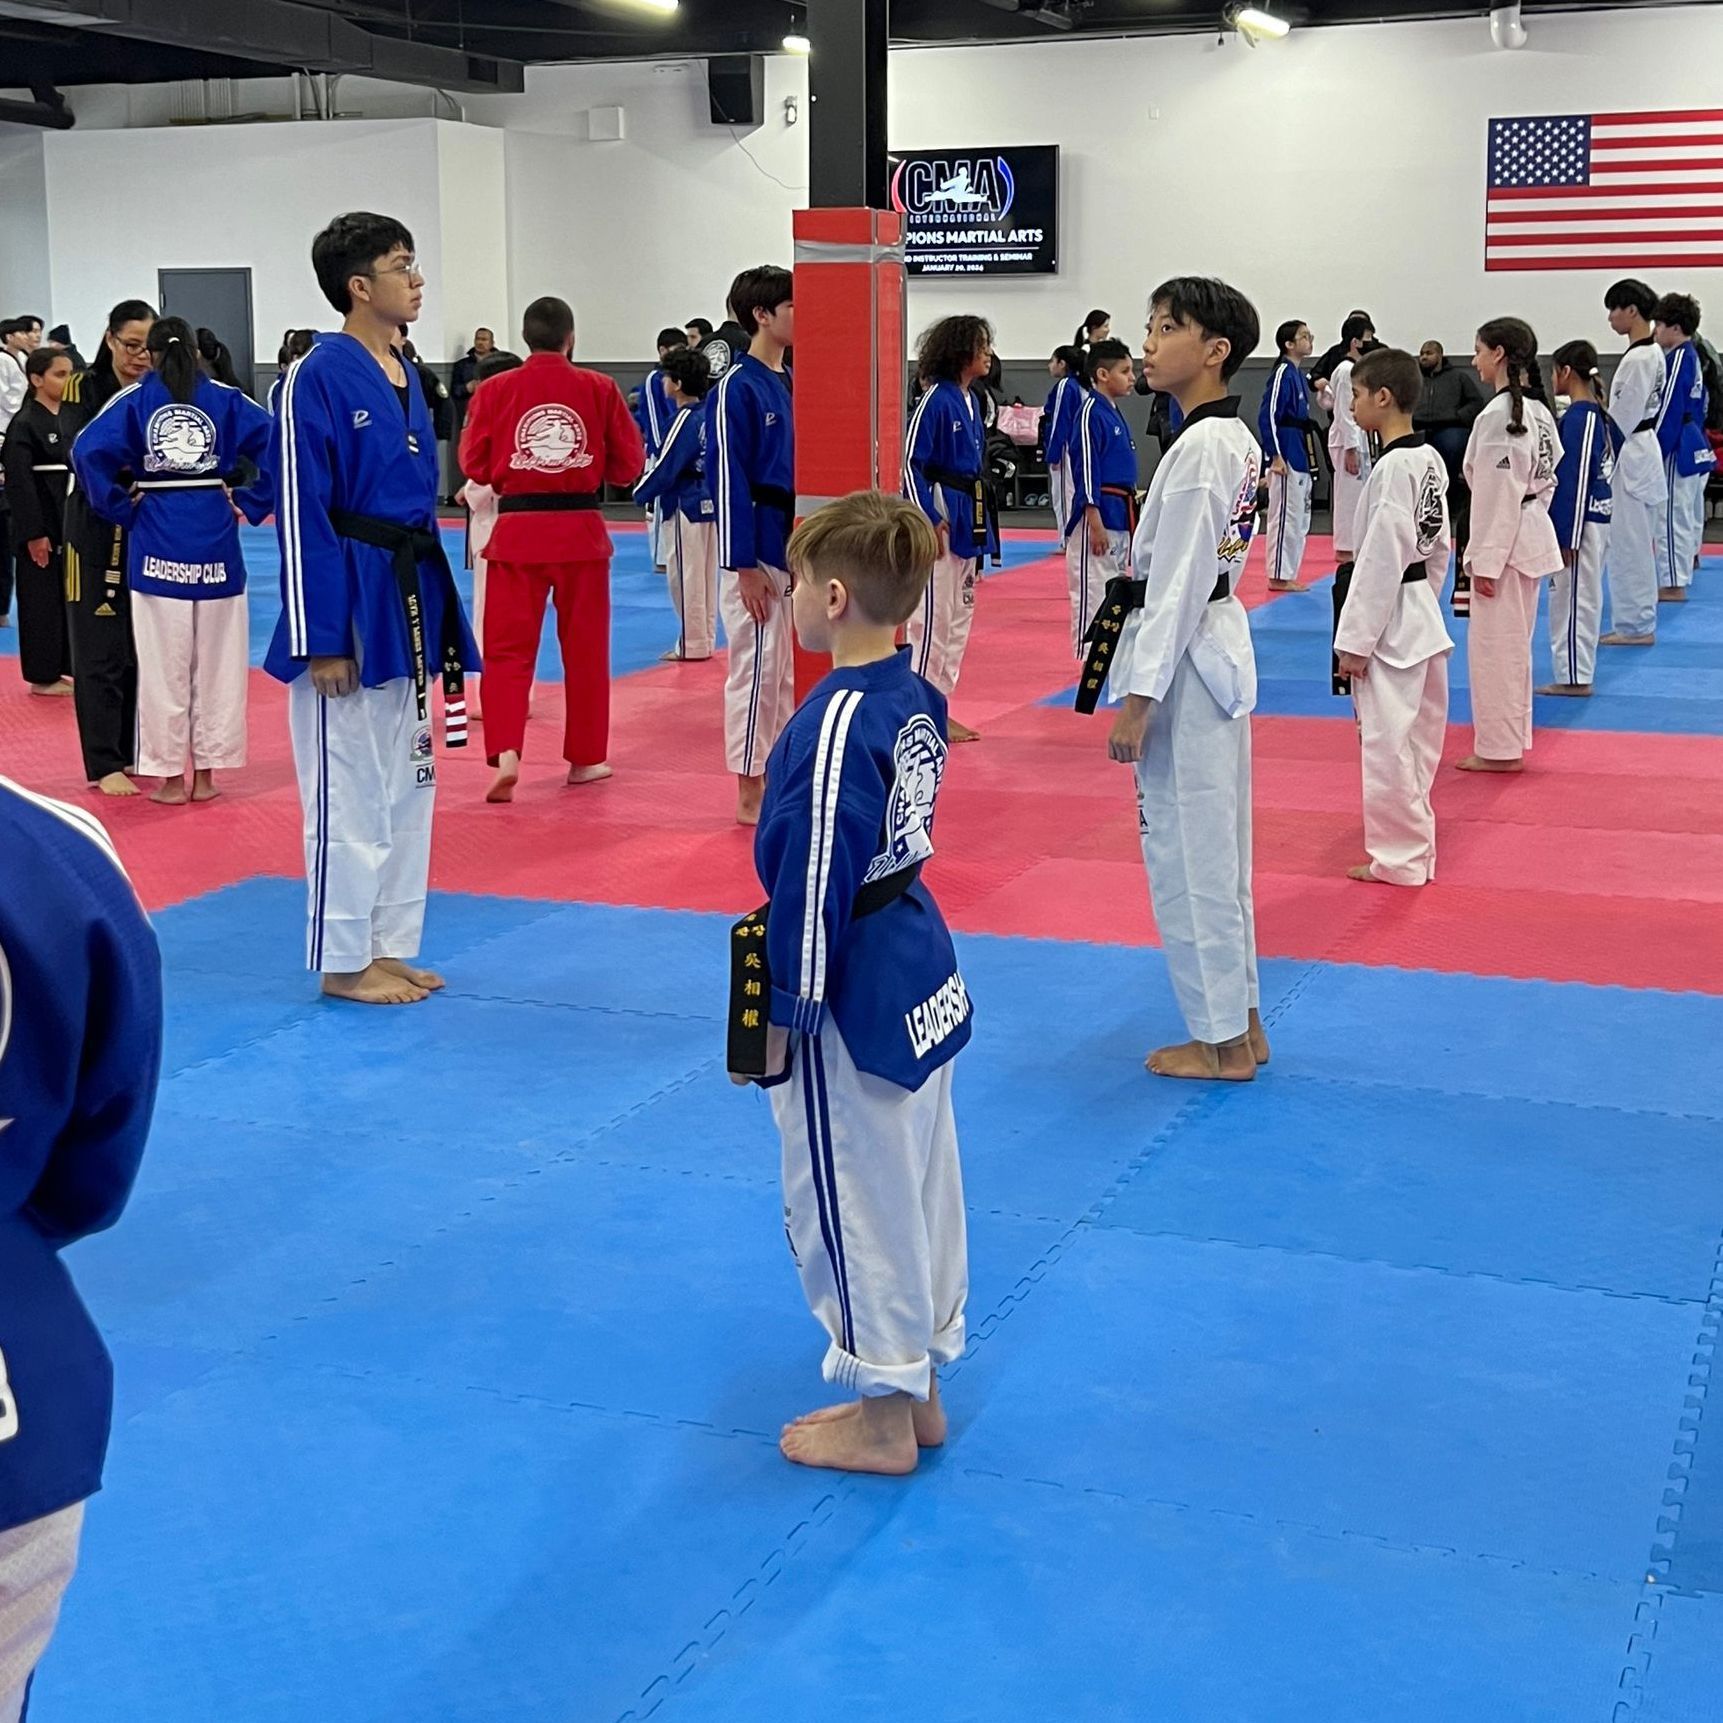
[1274,319,1307,355]
[1149,276,1260,380]
[475,350,523,383]
[14,314,41,331]
[24,346,67,382]
[656,326,688,353]
[1086,338,1132,369]
[1341,312,1375,346]
[1604,278,1658,319]
[916,315,993,384]
[1655,292,1702,336]
[1351,346,1423,413]
[662,346,714,399]
[312,211,415,315]
[522,295,575,353]
[727,265,793,335]
[686,317,714,341]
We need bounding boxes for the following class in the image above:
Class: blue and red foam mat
[5,531,1722,1720]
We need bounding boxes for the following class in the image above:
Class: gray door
[157,267,256,400]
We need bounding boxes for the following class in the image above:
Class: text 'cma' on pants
[480,559,611,768]
[770,1021,968,1399]
[718,565,796,778]
[1466,568,1540,760]
[129,590,249,778]
[905,549,978,696]
[1550,523,1607,686]
[1135,656,1261,1045]
[288,674,435,975]
[1353,652,1449,886]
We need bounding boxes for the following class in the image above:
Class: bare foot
[1247,1007,1271,1068]
[150,777,189,805]
[785,1375,948,1448]
[1455,754,1523,773]
[1265,581,1310,593]
[947,719,981,744]
[736,774,765,826]
[779,1392,918,1475]
[1146,1036,1257,1082]
[190,770,221,802]
[320,962,429,1006]
[565,763,614,786]
[1599,631,1655,647]
[1537,683,1593,698]
[486,751,520,804]
[375,957,445,992]
[97,772,138,797]
[1659,587,1689,603]
[660,647,684,662]
[1347,863,1380,882]
[28,680,73,698]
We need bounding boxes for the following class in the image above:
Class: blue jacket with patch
[631,402,712,523]
[1042,375,1087,469]
[1550,400,1618,549]
[1658,342,1716,479]
[1068,392,1139,534]
[754,648,972,1090]
[904,378,988,561]
[708,354,794,573]
[0,778,162,1535]
[1257,360,1313,476]
[634,369,676,460]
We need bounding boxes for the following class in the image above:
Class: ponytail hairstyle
[195,326,242,388]
[1551,337,1606,407]
[148,315,201,403]
[1074,308,1110,346]
[1476,316,1539,435]
[1051,343,1090,386]
[279,328,315,368]
[91,297,156,378]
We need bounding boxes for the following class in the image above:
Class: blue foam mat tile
[248,1154,1062,1434]
[676,1467,1634,1723]
[1659,1353,1723,1595]
[1640,1592,1723,1720]
[42,1360,847,1723]
[951,1225,1695,1577]
[1280,962,1723,1117]
[159,965,321,1077]
[158,992,716,1144]
[1096,1073,1723,1301]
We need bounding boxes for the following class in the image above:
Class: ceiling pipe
[0,83,74,128]
[1489,3,1527,48]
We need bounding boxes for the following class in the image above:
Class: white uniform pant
[1663,469,1708,588]
[905,549,978,697]
[719,565,796,778]
[0,1503,82,1723]
[288,675,436,974]
[1549,523,1606,686]
[666,515,718,659]
[1049,457,1071,541]
[1265,467,1313,586]
[1466,568,1540,760]
[1331,457,1369,557]
[771,1022,967,1398]
[130,590,249,779]
[1609,489,1662,636]
[1354,652,1448,886]
[1067,528,1130,658]
[1135,659,1260,1044]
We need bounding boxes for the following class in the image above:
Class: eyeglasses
[112,337,150,356]
[368,257,426,284]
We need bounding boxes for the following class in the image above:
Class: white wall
[0,130,51,323]
[436,121,509,352]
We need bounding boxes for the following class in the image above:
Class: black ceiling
[0,0,1696,93]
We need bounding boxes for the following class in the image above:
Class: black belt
[497,492,603,515]
[328,508,468,744]
[1331,562,1426,694]
[919,463,987,536]
[727,865,922,1078]
[1075,573,1228,715]
[751,482,796,524]
[1636,417,1657,434]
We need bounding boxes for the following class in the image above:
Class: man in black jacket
[448,327,496,496]
[1414,340,1488,556]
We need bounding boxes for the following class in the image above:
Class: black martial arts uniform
[0,398,74,687]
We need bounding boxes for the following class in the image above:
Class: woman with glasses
[62,298,155,796]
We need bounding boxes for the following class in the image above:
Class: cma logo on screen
[890,155,1017,223]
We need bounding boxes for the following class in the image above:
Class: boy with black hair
[1652,292,1714,602]
[1600,278,1667,645]
[633,344,718,661]
[637,326,690,571]
[685,317,714,351]
[1088,277,1267,1083]
[1311,310,1374,392]
[1334,348,1453,887]
[267,211,479,1004]
[737,489,971,1477]
[460,294,645,804]
[1326,314,1375,579]
[1258,319,1316,592]
[710,264,795,824]
[1065,337,1138,656]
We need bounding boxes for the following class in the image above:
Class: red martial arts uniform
[459,352,645,767]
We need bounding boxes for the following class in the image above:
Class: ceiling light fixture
[784,5,809,52]
[1226,4,1290,43]
[617,0,679,15]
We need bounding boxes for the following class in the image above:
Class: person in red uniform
[459,295,645,803]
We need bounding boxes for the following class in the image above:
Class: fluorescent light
[782,32,811,52]
[617,0,678,13]
[1233,6,1290,37]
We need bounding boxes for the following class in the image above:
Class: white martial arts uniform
[1258,358,1315,587]
[1606,339,1669,637]
[461,480,497,713]
[130,591,250,778]
[1335,436,1453,886]
[1064,391,1139,657]
[905,546,977,695]
[0,1504,83,1723]
[1656,341,1715,592]
[1105,397,1262,1046]
[719,569,797,777]
[1462,392,1563,761]
[667,512,718,661]
[904,379,988,696]
[1328,359,1372,557]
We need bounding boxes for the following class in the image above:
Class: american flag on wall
[1486,110,1723,271]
